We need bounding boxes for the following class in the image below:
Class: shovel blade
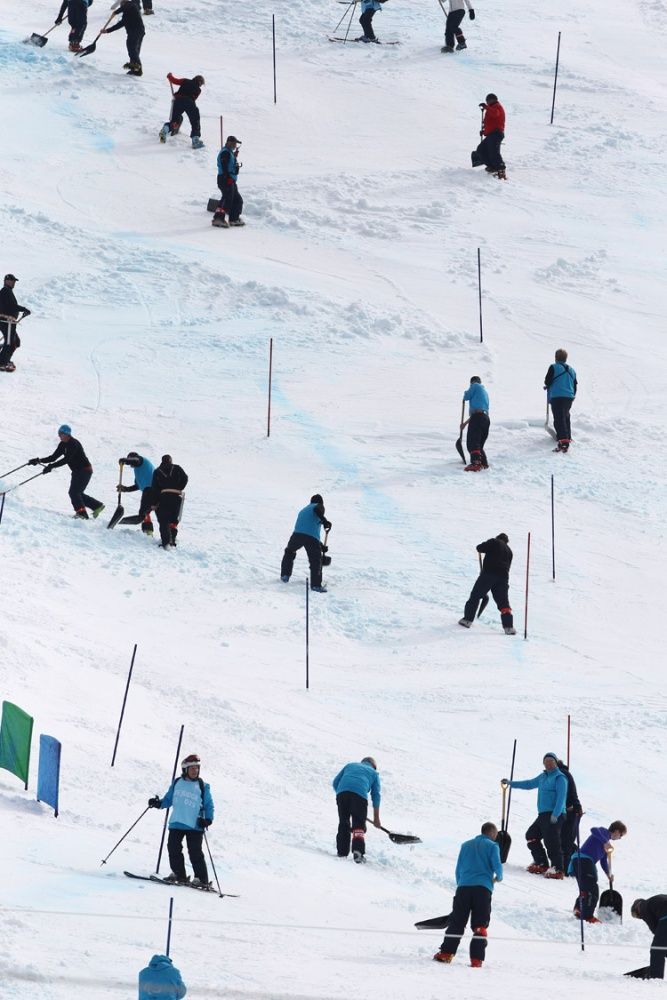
[388,831,422,845]
[119,513,144,525]
[77,39,98,57]
[455,437,466,463]
[27,32,49,46]
[107,504,125,529]
[477,595,490,619]
[624,967,651,979]
[415,913,451,930]
[599,889,623,919]
[496,829,511,863]
[207,197,219,213]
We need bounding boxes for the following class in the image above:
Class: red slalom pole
[267,337,273,438]
[523,531,531,640]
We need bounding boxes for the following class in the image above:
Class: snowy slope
[1,0,667,996]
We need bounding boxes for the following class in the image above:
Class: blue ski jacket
[456,834,503,892]
[333,761,381,808]
[568,827,611,876]
[294,502,326,541]
[361,0,382,11]
[545,362,577,400]
[138,955,187,999]
[217,147,239,181]
[463,383,489,413]
[133,457,155,491]
[509,768,567,818]
[159,776,214,831]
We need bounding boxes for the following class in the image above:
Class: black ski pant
[281,532,323,588]
[169,96,201,138]
[649,921,667,979]
[156,492,183,546]
[0,320,20,365]
[359,9,377,38]
[526,811,564,871]
[336,791,368,857]
[550,397,573,442]
[126,29,145,64]
[167,828,208,882]
[466,411,489,466]
[445,8,466,47]
[66,0,88,45]
[138,486,156,520]
[571,856,598,918]
[463,571,513,629]
[69,467,101,512]
[216,177,243,223]
[473,130,505,171]
[561,810,580,871]
[439,885,491,962]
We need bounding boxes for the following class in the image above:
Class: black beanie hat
[311,494,323,504]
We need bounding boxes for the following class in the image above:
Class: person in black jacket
[151,455,188,548]
[55,0,91,53]
[102,1,145,76]
[556,759,582,872]
[212,137,244,228]
[0,274,31,372]
[28,425,104,519]
[160,73,205,148]
[459,534,515,634]
[631,896,667,979]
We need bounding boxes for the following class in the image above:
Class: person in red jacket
[471,93,506,178]
[160,73,205,149]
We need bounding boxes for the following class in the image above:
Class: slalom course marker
[156,724,185,874]
[523,531,531,640]
[477,247,483,343]
[111,644,138,767]
[550,32,562,124]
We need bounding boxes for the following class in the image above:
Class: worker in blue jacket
[460,375,490,471]
[138,955,187,999]
[504,752,568,877]
[148,753,214,887]
[118,452,156,533]
[544,348,577,453]
[433,823,503,967]
[332,757,381,862]
[280,494,332,592]
[569,821,626,921]
[357,0,389,42]
[212,136,245,228]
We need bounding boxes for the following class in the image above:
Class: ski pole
[0,462,30,479]
[333,0,355,33]
[156,724,185,874]
[342,0,357,43]
[203,830,224,898]
[2,469,46,494]
[100,806,150,865]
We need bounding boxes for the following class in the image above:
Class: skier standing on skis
[138,955,186,1000]
[333,757,381,863]
[280,494,331,593]
[0,274,31,373]
[569,821,627,922]
[148,753,214,887]
[160,73,205,149]
[631,896,667,979]
[151,454,187,549]
[101,0,145,76]
[545,348,577,453]
[459,534,515,634]
[54,0,92,52]
[433,822,502,967]
[441,0,474,53]
[503,752,568,878]
[212,137,245,228]
[28,425,104,519]
[117,452,156,534]
[460,375,489,471]
[472,94,506,178]
[357,0,389,43]
[556,758,582,873]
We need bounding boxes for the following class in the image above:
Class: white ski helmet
[181,753,201,774]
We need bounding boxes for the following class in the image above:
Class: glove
[197,817,212,829]
[550,815,559,824]
[321,544,328,553]
[480,130,484,137]
[28,458,41,466]
[167,72,176,81]
[479,102,487,110]
[55,16,63,23]
[42,465,53,474]
[117,484,130,493]
[148,796,161,808]
[323,519,332,532]
[501,778,509,786]
[21,309,31,316]
[468,7,475,18]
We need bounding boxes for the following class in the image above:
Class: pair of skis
[124,871,239,897]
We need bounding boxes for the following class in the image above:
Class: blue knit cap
[58,424,72,435]
[543,751,558,762]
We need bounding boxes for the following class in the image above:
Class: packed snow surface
[1,0,666,996]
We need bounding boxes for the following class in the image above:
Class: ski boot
[141,518,154,535]
[229,218,246,226]
[544,867,565,880]
[458,618,473,628]
[352,850,366,864]
[504,627,517,635]
[73,508,89,519]
[69,41,82,52]
[127,63,143,76]
[163,872,189,884]
[470,958,483,967]
[311,584,328,593]
[494,167,507,180]
[192,136,205,149]
[212,211,230,228]
[92,504,105,519]
[527,863,548,874]
[433,952,454,963]
[456,41,467,49]
[554,439,570,453]
[159,124,169,142]
[123,62,132,69]
[464,463,482,472]
[281,575,290,583]
[191,878,212,889]
[440,44,455,52]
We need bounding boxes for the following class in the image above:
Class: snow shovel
[455,401,466,463]
[545,399,557,440]
[415,912,451,930]
[496,782,512,862]
[322,528,331,567]
[624,967,652,979]
[25,22,61,47]
[107,463,125,529]
[476,553,489,618]
[77,13,117,57]
[598,853,623,920]
[207,198,220,213]
[373,823,422,845]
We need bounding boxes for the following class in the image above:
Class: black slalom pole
[100,806,150,865]
[0,492,5,526]
[272,15,277,104]
[575,823,585,951]
[203,830,224,898]
[111,643,138,767]
[477,247,483,343]
[156,724,185,874]
[550,31,561,125]
[166,897,174,956]
[551,474,556,580]
[305,578,310,690]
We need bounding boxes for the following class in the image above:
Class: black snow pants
[466,411,489,466]
[167,828,208,882]
[126,28,144,64]
[156,491,183,547]
[359,8,377,39]
[473,130,505,171]
[571,856,598,918]
[281,532,323,588]
[138,486,156,520]
[650,921,667,979]
[526,812,564,871]
[170,96,201,138]
[439,885,492,962]
[336,791,368,857]
[0,320,20,366]
[561,810,580,872]
[445,8,465,47]
[69,467,101,513]
[66,0,88,45]
[550,397,573,442]
[463,570,513,629]
[216,177,244,223]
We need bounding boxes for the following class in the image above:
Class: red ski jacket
[483,102,505,135]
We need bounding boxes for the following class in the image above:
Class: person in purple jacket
[569,821,627,921]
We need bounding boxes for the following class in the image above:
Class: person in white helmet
[148,753,214,886]
[441,0,475,53]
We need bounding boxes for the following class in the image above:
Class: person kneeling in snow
[433,822,502,967]
[569,821,627,921]
[138,954,187,999]
[148,753,214,887]
[333,757,381,862]
[631,896,667,979]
